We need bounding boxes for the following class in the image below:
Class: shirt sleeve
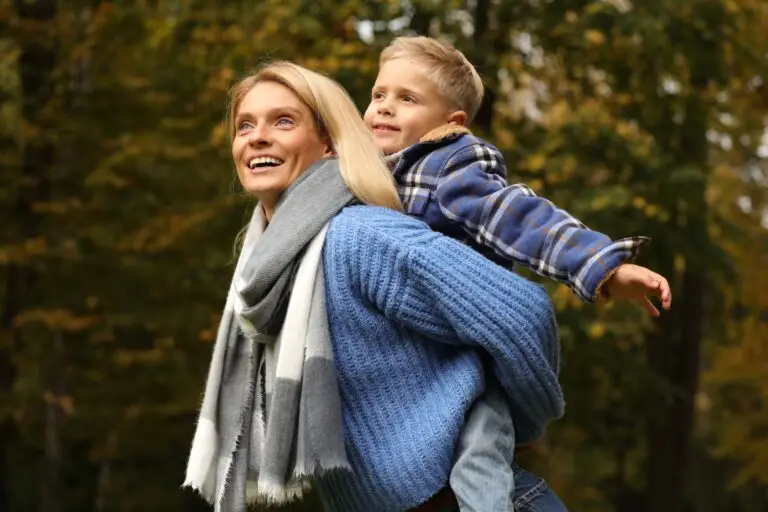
[434,143,649,302]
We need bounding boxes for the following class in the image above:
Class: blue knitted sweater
[316,205,564,512]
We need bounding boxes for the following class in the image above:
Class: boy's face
[364,58,463,155]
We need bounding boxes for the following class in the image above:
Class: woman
[184,61,564,512]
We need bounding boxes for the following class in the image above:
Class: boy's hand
[602,264,672,317]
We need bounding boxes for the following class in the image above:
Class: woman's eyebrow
[268,106,304,118]
[237,106,304,121]
[234,112,254,125]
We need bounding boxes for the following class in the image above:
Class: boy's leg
[511,465,568,512]
[449,379,515,512]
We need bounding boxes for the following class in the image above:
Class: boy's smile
[364,58,464,155]
[371,122,400,133]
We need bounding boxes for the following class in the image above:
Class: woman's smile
[246,155,285,174]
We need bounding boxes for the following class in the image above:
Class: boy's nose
[377,104,393,117]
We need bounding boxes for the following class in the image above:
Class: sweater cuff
[578,236,650,302]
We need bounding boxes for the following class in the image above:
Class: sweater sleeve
[330,207,565,439]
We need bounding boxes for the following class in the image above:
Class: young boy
[363,36,672,512]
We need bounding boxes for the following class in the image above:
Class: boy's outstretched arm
[435,142,671,312]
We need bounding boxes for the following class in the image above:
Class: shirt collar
[385,124,473,173]
[384,149,407,171]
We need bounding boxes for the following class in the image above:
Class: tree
[1,0,766,510]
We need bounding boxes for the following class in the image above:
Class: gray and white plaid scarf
[184,158,352,512]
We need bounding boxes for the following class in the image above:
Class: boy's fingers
[647,273,672,309]
[643,272,672,311]
[643,296,661,317]
[659,278,672,309]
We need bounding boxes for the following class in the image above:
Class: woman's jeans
[449,379,568,511]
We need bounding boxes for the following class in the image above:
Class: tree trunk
[0,271,22,512]
[40,333,65,512]
[471,0,495,133]
[645,95,708,512]
[12,0,58,510]
[645,269,704,512]
[93,458,111,512]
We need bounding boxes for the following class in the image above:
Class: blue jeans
[449,380,567,512]
[511,466,568,512]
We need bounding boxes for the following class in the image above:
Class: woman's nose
[247,125,271,145]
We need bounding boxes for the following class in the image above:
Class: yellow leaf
[495,128,516,148]
[43,392,75,416]
[588,322,606,339]
[644,204,660,218]
[14,308,98,332]
[527,179,544,194]
[527,153,547,172]
[585,30,606,46]
[547,100,570,128]
[591,196,608,211]
[209,123,227,146]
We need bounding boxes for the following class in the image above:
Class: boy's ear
[446,110,468,127]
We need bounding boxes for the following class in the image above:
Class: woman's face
[232,81,330,212]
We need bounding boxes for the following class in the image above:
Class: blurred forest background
[2,0,767,511]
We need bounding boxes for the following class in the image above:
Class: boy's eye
[372,91,385,100]
[402,95,415,103]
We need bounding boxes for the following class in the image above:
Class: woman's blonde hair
[227,61,402,211]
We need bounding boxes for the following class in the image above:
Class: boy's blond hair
[380,36,484,124]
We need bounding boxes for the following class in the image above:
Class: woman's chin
[239,176,277,196]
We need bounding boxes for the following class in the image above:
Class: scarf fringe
[182,418,218,501]
[246,480,309,505]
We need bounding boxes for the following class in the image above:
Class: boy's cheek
[362,105,376,126]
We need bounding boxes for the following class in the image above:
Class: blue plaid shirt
[387,126,649,302]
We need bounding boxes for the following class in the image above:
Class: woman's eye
[276,117,294,126]
[237,122,253,133]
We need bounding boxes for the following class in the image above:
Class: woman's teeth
[248,157,284,169]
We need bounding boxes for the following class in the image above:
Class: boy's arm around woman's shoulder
[325,205,565,432]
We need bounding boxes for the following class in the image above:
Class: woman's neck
[259,194,279,222]
[260,202,275,223]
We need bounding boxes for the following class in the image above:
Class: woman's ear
[322,138,336,157]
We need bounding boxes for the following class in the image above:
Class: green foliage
[1,0,766,510]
